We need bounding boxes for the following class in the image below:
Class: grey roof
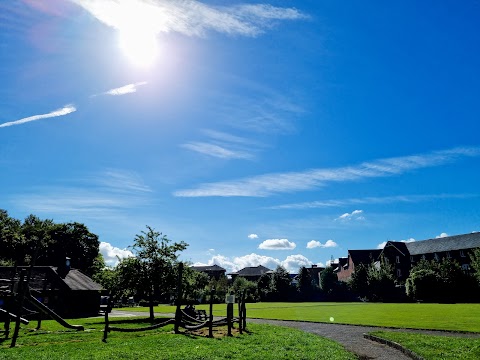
[405,232,480,255]
[63,269,103,291]
[349,249,382,265]
[230,265,272,276]
[0,266,102,292]
[191,264,226,272]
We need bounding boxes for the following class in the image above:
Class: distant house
[381,232,480,281]
[305,265,324,286]
[0,265,103,317]
[191,264,226,280]
[337,249,382,282]
[229,265,272,282]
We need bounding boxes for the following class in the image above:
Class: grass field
[370,331,480,359]
[0,317,356,360]
[118,302,480,332]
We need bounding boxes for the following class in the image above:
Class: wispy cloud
[436,232,448,238]
[70,0,306,38]
[181,142,253,160]
[306,239,338,249]
[10,169,151,219]
[335,210,365,221]
[92,82,148,97]
[174,147,480,197]
[258,239,296,250]
[268,193,477,210]
[0,105,76,128]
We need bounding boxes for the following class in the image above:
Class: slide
[26,295,84,331]
[0,307,29,325]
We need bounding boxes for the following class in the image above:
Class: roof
[63,269,103,291]
[348,249,382,265]
[0,266,102,292]
[229,265,272,276]
[191,264,226,272]
[405,232,480,255]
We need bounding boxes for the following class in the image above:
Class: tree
[405,269,440,301]
[470,248,480,284]
[182,267,209,304]
[366,257,396,302]
[257,272,273,301]
[232,276,258,302]
[319,266,337,296]
[272,266,292,301]
[0,210,23,264]
[348,263,369,299]
[297,266,313,299]
[128,226,188,320]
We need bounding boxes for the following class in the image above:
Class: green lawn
[369,331,480,360]
[121,302,480,332]
[0,317,356,360]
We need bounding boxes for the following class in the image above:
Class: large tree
[127,226,188,319]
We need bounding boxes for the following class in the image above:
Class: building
[337,250,382,282]
[381,232,480,281]
[228,265,272,282]
[0,265,103,317]
[191,264,226,280]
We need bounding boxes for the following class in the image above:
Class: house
[381,232,480,281]
[305,265,324,286]
[228,265,272,282]
[337,249,382,282]
[191,264,226,280]
[0,265,103,318]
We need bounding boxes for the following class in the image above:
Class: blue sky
[1,0,480,273]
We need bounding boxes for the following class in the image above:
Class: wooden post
[174,262,183,334]
[208,287,215,338]
[226,291,234,336]
[238,298,242,334]
[242,290,247,331]
[102,304,109,342]
[10,269,27,348]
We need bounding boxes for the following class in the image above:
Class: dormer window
[460,250,466,258]
[396,256,400,264]
[446,252,451,259]
[434,253,439,261]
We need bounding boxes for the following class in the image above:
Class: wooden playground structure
[102,263,248,341]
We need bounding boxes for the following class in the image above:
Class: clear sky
[1,0,480,273]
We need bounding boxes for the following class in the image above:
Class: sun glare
[113,1,161,68]
[118,28,158,68]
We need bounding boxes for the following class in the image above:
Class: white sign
[225,295,235,304]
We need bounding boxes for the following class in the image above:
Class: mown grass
[369,331,480,360]
[0,317,356,360]
[119,302,480,332]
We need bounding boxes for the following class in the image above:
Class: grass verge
[369,331,480,360]
[0,317,356,360]
[117,302,480,332]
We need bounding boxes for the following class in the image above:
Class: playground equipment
[102,263,248,341]
[1,268,84,348]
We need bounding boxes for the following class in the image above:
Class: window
[396,256,400,264]
[396,269,402,277]
[462,264,470,271]
[434,253,439,261]
[410,256,414,262]
[446,252,451,259]
[421,254,426,260]
[460,250,466,257]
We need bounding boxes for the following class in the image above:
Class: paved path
[109,310,479,360]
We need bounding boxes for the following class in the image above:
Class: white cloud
[71,0,306,38]
[436,232,448,238]
[91,82,147,97]
[269,193,477,210]
[202,252,315,273]
[307,239,338,249]
[258,239,296,250]
[0,105,76,128]
[377,238,416,249]
[181,142,253,160]
[100,241,134,266]
[174,147,480,197]
[336,210,365,221]
[248,234,258,239]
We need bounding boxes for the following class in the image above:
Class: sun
[112,1,161,68]
[118,28,158,68]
